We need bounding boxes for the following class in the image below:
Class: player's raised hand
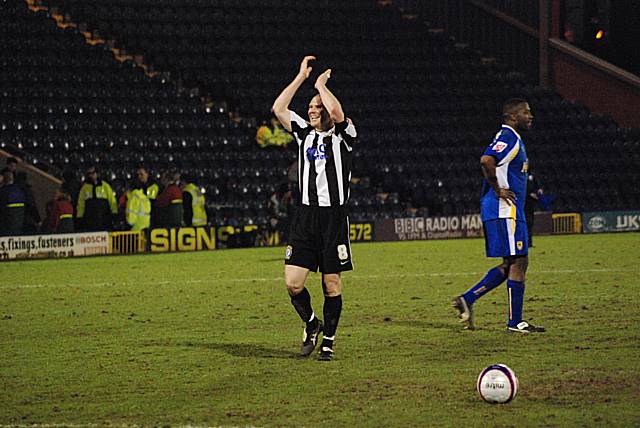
[315,69,331,88]
[497,188,516,205]
[299,56,316,79]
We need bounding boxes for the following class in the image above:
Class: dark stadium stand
[2,0,639,227]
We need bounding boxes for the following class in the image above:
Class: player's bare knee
[516,256,528,274]
[285,276,305,296]
[284,277,303,296]
[322,274,342,297]
[507,256,528,281]
[284,266,309,296]
[285,282,304,296]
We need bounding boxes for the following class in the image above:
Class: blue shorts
[483,219,528,258]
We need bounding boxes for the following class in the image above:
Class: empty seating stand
[1,0,639,225]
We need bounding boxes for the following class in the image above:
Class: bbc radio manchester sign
[375,214,484,241]
[582,211,640,234]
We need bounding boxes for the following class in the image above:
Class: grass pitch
[1,233,639,427]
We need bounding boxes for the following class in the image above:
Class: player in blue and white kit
[453,99,545,333]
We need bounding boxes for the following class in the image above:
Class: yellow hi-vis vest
[183,183,207,226]
[256,125,294,148]
[145,183,159,200]
[126,189,151,230]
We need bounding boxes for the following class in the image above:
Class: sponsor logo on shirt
[493,141,508,153]
[306,143,328,161]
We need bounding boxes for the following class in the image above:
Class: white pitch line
[2,268,638,290]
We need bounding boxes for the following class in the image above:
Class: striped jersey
[480,125,529,222]
[289,111,357,207]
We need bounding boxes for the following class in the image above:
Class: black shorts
[284,205,353,273]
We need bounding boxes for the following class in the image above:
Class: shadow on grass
[181,341,299,359]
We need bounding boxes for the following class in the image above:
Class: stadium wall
[582,211,640,234]
[2,211,637,261]
[549,39,640,129]
[407,1,640,128]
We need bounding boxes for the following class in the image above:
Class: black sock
[290,288,317,328]
[322,295,342,348]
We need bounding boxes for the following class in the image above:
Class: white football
[477,364,519,404]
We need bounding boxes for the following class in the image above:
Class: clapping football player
[272,56,358,360]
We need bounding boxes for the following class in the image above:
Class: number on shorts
[337,244,349,260]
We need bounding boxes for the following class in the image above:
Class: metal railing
[551,213,582,234]
[110,231,146,254]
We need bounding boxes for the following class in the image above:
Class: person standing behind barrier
[43,188,74,234]
[267,183,294,242]
[1,157,18,186]
[61,168,81,212]
[0,168,26,236]
[181,178,207,227]
[525,171,543,248]
[133,167,159,199]
[133,166,159,226]
[16,171,41,234]
[76,165,117,232]
[154,171,183,229]
[256,116,295,148]
[5,157,18,172]
[125,188,151,231]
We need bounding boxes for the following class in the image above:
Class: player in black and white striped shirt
[272,56,357,361]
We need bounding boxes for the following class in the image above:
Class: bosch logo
[79,235,107,244]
